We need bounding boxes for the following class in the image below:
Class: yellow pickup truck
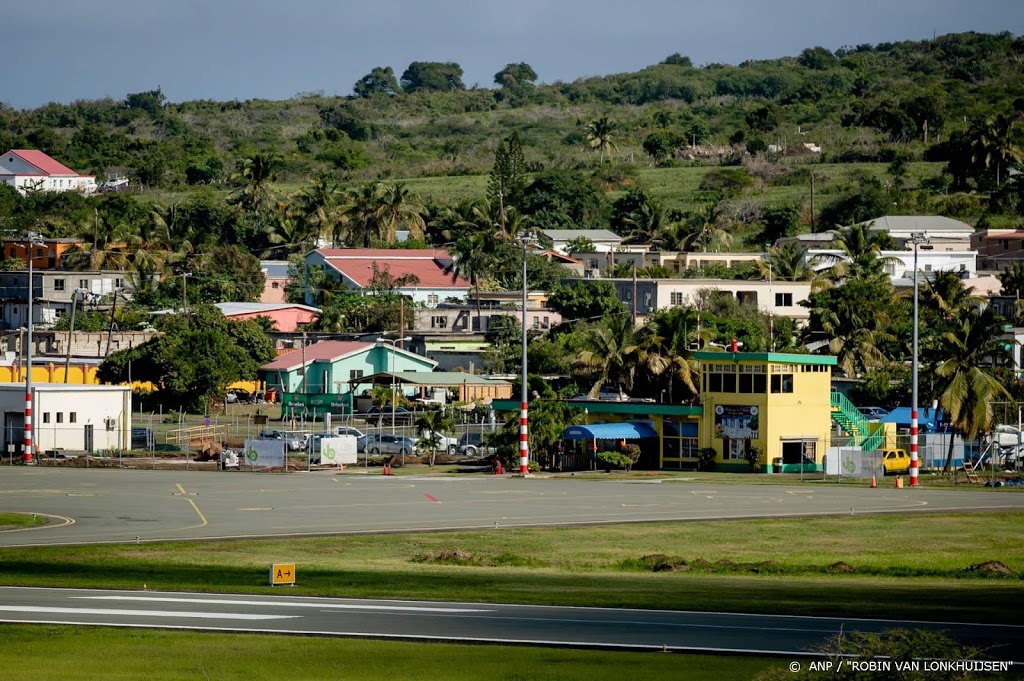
[881,448,911,474]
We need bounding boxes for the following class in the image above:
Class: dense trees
[400,62,465,93]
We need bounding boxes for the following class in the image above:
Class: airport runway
[1,586,1021,659]
[1,467,1022,546]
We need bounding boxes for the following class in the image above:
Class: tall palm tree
[264,203,318,256]
[230,153,281,216]
[680,206,733,253]
[640,308,700,403]
[971,114,1024,186]
[932,306,1012,472]
[575,314,643,397]
[445,231,492,327]
[822,224,899,282]
[921,270,983,323]
[372,182,427,244]
[585,116,618,164]
[294,175,341,246]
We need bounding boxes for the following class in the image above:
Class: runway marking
[0,512,75,533]
[174,483,207,528]
[424,493,440,503]
[77,596,492,613]
[0,606,297,621]
[237,507,274,511]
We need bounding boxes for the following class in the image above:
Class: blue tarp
[880,407,946,432]
[563,422,658,441]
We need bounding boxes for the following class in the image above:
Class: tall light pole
[517,232,537,476]
[909,231,928,487]
[376,336,411,438]
[24,232,43,463]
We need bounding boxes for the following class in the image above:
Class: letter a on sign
[269,563,296,586]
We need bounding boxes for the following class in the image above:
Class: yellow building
[695,351,836,472]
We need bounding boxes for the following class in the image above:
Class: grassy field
[2,512,1022,623]
[0,625,777,681]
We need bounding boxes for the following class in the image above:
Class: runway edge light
[270,563,296,586]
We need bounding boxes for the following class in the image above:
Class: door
[84,424,94,453]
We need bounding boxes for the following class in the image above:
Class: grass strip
[0,624,777,681]
[1,513,1022,622]
[0,512,46,530]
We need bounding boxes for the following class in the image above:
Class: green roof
[492,399,702,417]
[693,351,837,366]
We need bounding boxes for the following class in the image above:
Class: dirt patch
[967,561,1014,576]
[413,549,486,566]
[637,554,689,572]
[827,561,856,573]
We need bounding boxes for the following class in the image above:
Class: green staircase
[830,391,883,451]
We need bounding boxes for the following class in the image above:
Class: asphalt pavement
[1,586,1020,659]
[1,467,1022,547]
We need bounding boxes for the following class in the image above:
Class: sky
[5,0,1023,109]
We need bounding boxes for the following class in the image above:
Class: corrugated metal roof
[261,341,373,371]
[260,261,291,278]
[541,229,623,242]
[858,215,973,234]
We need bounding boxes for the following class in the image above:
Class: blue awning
[562,422,658,441]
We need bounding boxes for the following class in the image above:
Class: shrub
[745,445,766,472]
[597,451,632,471]
[697,447,717,471]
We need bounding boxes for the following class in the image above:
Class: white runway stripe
[76,595,492,613]
[0,606,298,620]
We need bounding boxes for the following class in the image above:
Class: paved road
[1,467,1022,546]
[1,586,1020,659]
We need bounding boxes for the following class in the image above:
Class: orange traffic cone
[495,461,503,475]
[382,463,391,476]
[870,474,877,488]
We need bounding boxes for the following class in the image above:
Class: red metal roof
[261,341,372,371]
[7,150,80,176]
[319,249,469,288]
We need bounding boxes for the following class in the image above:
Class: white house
[805,249,977,287]
[0,384,131,454]
[303,248,470,308]
[541,229,623,255]
[0,150,97,195]
[858,215,974,251]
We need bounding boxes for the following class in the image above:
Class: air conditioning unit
[104,417,116,431]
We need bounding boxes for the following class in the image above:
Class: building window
[774,292,793,307]
[115,278,124,288]
[924,264,932,272]
[271,282,280,289]
[642,291,652,308]
[427,294,439,306]
[56,413,64,423]
[431,315,447,328]
[42,412,50,424]
[1004,240,1010,250]
[79,279,88,289]
[670,292,684,306]
[542,316,549,328]
[770,374,794,393]
[54,279,66,292]
[349,370,363,380]
[69,412,77,423]
[533,316,540,329]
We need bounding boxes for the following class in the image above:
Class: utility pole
[809,173,815,232]
[182,272,191,315]
[631,263,638,326]
[105,288,120,357]
[64,289,81,383]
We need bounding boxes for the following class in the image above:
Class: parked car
[362,433,417,457]
[881,448,911,474]
[457,432,495,457]
[333,426,366,439]
[258,429,304,452]
[226,389,251,404]
[859,406,888,420]
[363,406,414,425]
[417,431,459,456]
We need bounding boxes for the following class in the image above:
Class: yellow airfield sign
[269,563,296,586]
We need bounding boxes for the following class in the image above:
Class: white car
[417,431,459,456]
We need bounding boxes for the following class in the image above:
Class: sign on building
[243,439,285,468]
[714,405,759,439]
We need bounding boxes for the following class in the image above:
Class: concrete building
[303,248,470,308]
[412,290,562,334]
[2,238,87,270]
[858,215,975,251]
[541,229,623,255]
[972,229,1024,271]
[0,150,97,195]
[0,384,131,455]
[0,270,132,330]
[599,278,812,323]
[260,261,292,303]
[805,248,977,287]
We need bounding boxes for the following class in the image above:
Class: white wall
[0,385,131,453]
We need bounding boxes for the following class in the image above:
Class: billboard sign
[317,436,358,465]
[714,405,759,440]
[243,439,285,467]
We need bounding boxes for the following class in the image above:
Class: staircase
[830,392,884,451]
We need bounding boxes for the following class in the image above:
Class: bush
[697,447,717,471]
[745,445,766,472]
[597,451,632,471]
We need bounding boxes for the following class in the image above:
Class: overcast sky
[5,1,1022,109]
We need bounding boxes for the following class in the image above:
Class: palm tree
[446,231,493,328]
[372,182,427,244]
[921,270,983,323]
[575,314,643,397]
[971,114,1024,186]
[932,306,1012,472]
[822,224,899,282]
[640,308,700,403]
[585,116,618,164]
[264,203,318,256]
[757,243,823,287]
[294,175,341,246]
[230,153,281,217]
[680,206,733,253]
[414,408,456,467]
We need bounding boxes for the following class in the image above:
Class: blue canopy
[563,422,658,441]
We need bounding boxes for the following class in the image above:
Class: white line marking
[0,606,298,620]
[76,596,492,613]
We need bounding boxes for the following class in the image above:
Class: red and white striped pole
[519,402,529,475]
[24,236,35,464]
[23,389,32,463]
[909,408,919,487]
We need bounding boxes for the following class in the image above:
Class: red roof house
[0,150,97,195]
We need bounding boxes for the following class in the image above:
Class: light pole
[24,232,43,462]
[517,232,537,476]
[908,231,928,487]
[376,336,411,438]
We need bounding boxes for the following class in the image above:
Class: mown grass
[2,513,1022,623]
[0,512,46,530]
[0,625,777,681]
